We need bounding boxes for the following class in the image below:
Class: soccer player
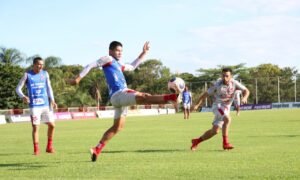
[182,86,192,119]
[191,68,249,151]
[233,90,242,116]
[16,57,57,155]
[68,41,179,162]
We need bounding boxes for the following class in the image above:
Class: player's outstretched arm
[192,92,208,111]
[67,76,82,85]
[123,41,150,71]
[241,88,250,104]
[67,59,103,85]
[136,41,150,62]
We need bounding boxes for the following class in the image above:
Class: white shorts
[234,97,241,107]
[110,89,137,119]
[30,107,55,125]
[183,103,190,109]
[212,104,231,128]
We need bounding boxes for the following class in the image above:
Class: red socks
[33,142,39,155]
[223,135,229,145]
[34,142,39,150]
[47,138,53,149]
[163,94,177,102]
[95,141,106,154]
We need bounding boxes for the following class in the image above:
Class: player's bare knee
[212,126,220,135]
[48,123,55,129]
[32,125,39,132]
[223,116,231,124]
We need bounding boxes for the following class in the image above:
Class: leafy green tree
[44,56,62,69]
[0,64,26,109]
[127,59,172,94]
[78,69,108,105]
[0,47,25,65]
[279,67,298,102]
[250,64,281,103]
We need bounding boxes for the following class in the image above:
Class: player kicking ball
[68,41,180,162]
[191,68,249,151]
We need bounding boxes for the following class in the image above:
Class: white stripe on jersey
[16,72,28,98]
[79,56,113,78]
[120,58,143,71]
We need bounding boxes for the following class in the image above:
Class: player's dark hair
[33,57,43,64]
[109,41,122,50]
[222,67,232,74]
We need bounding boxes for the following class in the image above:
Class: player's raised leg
[135,92,180,105]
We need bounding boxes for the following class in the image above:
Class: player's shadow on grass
[103,149,186,154]
[0,152,28,156]
[0,162,47,170]
[249,134,300,138]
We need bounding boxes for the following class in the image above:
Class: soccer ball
[168,77,185,93]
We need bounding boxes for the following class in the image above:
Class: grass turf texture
[0,109,299,179]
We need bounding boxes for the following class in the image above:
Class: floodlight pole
[205,81,208,107]
[255,78,258,104]
[278,77,280,103]
[295,76,297,102]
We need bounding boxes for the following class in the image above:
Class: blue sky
[1,0,300,74]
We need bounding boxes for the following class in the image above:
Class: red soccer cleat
[34,149,40,156]
[90,147,100,162]
[46,147,55,153]
[191,138,201,151]
[223,143,234,150]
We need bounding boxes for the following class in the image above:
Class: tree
[44,56,62,69]
[26,55,62,69]
[0,64,26,109]
[279,67,298,102]
[0,47,25,65]
[250,64,281,103]
[127,59,172,94]
[78,69,108,105]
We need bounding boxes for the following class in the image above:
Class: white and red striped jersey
[207,79,246,106]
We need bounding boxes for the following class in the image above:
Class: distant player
[16,57,57,155]
[233,90,242,116]
[68,41,180,162]
[191,68,249,151]
[182,86,192,119]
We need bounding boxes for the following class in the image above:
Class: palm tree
[26,55,62,69]
[0,47,25,65]
[44,56,62,69]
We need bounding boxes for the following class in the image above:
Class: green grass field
[0,109,300,179]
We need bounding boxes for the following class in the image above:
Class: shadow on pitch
[0,162,47,170]
[249,134,300,138]
[103,149,186,154]
[0,152,29,157]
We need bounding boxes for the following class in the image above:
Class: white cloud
[182,15,300,71]
[219,0,300,14]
